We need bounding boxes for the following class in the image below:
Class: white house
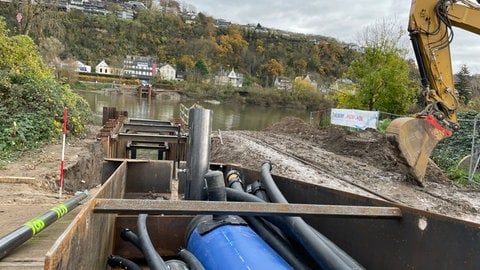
[76,61,91,73]
[215,68,243,87]
[157,64,176,81]
[274,76,292,91]
[95,60,113,75]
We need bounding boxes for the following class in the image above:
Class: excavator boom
[387,0,480,185]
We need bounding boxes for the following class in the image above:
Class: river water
[78,90,311,131]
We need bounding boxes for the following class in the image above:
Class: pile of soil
[266,117,449,184]
[211,117,480,223]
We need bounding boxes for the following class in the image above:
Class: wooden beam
[93,199,402,218]
[0,177,36,184]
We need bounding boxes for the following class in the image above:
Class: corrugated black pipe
[260,162,364,270]
[227,180,312,270]
[137,214,168,270]
[107,255,142,270]
[178,248,206,270]
[0,190,88,260]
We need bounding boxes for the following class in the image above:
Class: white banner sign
[330,109,379,130]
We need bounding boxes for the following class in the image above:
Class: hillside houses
[214,68,243,87]
[123,55,157,79]
[75,56,177,82]
[275,74,320,91]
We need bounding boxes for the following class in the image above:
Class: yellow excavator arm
[387,0,480,186]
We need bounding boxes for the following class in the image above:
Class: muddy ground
[211,117,480,223]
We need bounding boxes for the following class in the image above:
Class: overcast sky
[186,0,480,74]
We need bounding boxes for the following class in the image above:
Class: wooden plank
[0,177,36,184]
[94,199,403,218]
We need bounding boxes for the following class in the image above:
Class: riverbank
[72,80,334,111]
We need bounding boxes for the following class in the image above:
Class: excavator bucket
[386,117,450,186]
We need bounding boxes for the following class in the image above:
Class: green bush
[0,21,92,162]
[431,110,480,184]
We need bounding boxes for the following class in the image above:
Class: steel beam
[93,199,402,218]
[121,124,180,134]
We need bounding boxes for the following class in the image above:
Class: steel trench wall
[44,161,127,270]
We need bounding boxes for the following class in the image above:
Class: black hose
[205,170,228,222]
[205,171,226,202]
[137,214,168,270]
[226,170,244,191]
[178,248,206,270]
[260,162,364,270]
[245,213,312,270]
[226,181,311,270]
[246,180,269,201]
[227,187,363,269]
[107,255,142,270]
[120,228,141,251]
[165,259,189,270]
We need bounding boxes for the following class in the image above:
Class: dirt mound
[264,116,449,184]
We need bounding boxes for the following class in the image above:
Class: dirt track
[210,117,480,223]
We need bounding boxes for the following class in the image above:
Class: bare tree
[355,17,409,56]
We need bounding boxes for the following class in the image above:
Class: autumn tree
[293,59,308,76]
[455,64,472,105]
[337,19,416,114]
[260,59,284,87]
[216,25,248,67]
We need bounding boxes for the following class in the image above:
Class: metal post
[185,108,212,200]
[468,115,480,182]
